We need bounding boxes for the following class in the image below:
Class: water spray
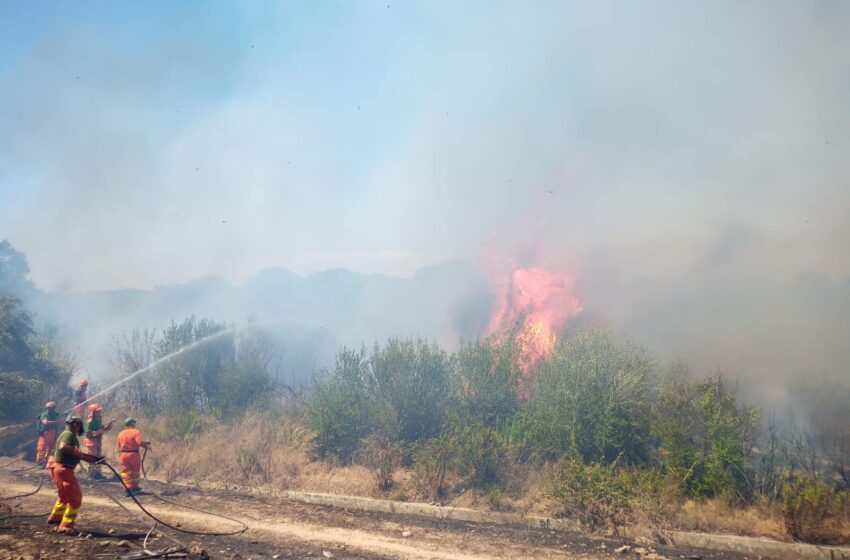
[65,325,241,415]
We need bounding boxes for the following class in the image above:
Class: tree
[0,296,72,421]
[108,318,274,420]
[0,240,35,299]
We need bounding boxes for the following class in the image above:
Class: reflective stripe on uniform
[60,506,79,528]
[48,500,66,522]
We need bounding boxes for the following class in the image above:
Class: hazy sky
[1,1,848,293]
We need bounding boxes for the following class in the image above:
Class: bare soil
[1,458,770,560]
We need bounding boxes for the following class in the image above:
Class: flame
[487,266,582,370]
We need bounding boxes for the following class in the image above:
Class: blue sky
[1,1,848,292]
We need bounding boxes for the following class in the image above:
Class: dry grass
[663,497,786,540]
[102,409,382,498]
[93,414,846,544]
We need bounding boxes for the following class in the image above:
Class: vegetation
[2,262,849,544]
[782,472,850,544]
[303,327,850,543]
[0,296,73,421]
[308,339,450,462]
[107,318,276,421]
[102,319,850,542]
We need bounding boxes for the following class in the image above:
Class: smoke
[1,2,849,400]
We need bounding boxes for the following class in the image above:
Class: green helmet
[124,417,137,427]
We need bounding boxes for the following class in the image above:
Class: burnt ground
[1,458,773,560]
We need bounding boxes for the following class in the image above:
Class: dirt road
[1,460,767,560]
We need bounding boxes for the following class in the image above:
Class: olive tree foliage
[109,318,274,420]
[451,330,523,430]
[309,347,374,462]
[308,338,451,462]
[154,318,234,414]
[370,338,451,443]
[508,328,654,464]
[0,296,73,421]
[652,363,759,499]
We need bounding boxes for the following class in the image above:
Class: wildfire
[487,266,582,370]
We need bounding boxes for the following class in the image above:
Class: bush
[509,328,653,464]
[163,410,205,440]
[653,367,757,500]
[549,456,633,530]
[109,319,275,420]
[357,435,402,492]
[412,436,453,502]
[0,296,73,421]
[369,338,451,443]
[782,472,849,544]
[308,347,375,462]
[308,338,451,462]
[0,371,43,420]
[448,423,510,490]
[451,333,522,429]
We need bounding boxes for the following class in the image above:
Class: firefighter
[35,402,59,467]
[83,404,112,479]
[72,379,88,416]
[116,417,151,496]
[47,416,101,534]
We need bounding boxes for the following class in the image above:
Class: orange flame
[487,266,582,370]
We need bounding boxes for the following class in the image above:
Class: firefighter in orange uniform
[73,379,88,416]
[47,416,101,534]
[35,402,59,467]
[116,417,150,495]
[83,404,112,479]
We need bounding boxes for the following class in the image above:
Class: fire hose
[2,456,246,541]
[96,457,248,536]
[0,473,44,500]
[0,468,51,520]
[0,456,21,469]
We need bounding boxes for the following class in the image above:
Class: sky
[1,0,846,292]
[1,1,849,389]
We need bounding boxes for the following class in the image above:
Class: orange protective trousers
[84,437,102,475]
[119,451,141,490]
[36,431,56,464]
[49,464,82,529]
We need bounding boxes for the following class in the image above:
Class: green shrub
[0,296,73,421]
[449,422,510,490]
[308,347,374,462]
[653,366,757,500]
[109,320,279,425]
[782,472,849,544]
[451,333,522,429]
[308,338,451,462]
[509,328,653,464]
[412,436,453,502]
[369,338,450,443]
[549,456,633,530]
[0,371,43,420]
[216,364,274,419]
